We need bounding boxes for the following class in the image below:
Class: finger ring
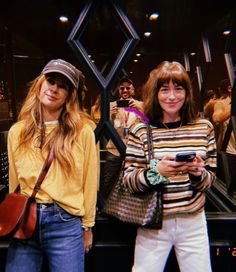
[194,167,198,172]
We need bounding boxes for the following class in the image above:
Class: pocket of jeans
[56,206,77,222]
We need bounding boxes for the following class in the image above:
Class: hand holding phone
[175,152,196,162]
[116,100,130,107]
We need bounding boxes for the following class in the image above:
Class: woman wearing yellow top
[6,59,98,272]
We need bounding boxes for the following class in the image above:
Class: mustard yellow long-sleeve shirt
[7,120,98,228]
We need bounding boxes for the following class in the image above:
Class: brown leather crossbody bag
[0,145,54,239]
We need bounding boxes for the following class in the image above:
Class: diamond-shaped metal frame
[67,0,139,90]
[67,0,140,157]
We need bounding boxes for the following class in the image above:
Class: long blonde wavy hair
[18,74,88,178]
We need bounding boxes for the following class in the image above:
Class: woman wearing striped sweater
[124,61,216,272]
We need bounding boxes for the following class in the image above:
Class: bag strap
[146,123,154,161]
[30,144,55,199]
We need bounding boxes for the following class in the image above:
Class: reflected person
[101,77,143,199]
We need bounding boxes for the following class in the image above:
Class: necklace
[161,120,183,137]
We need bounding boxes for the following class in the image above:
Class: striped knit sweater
[123,118,217,216]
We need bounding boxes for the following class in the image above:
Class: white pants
[132,211,212,272]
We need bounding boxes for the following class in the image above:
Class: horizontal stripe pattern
[123,119,217,216]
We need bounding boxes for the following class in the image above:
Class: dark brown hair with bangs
[142,61,198,123]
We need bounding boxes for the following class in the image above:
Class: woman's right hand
[156,155,188,177]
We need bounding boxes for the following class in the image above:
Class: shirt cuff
[190,168,207,187]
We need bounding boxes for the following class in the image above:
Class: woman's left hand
[83,229,93,253]
[187,155,204,176]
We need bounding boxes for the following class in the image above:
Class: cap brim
[43,69,76,88]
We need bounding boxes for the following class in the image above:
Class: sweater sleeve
[190,122,217,191]
[123,125,153,193]
[81,125,99,228]
[7,125,20,193]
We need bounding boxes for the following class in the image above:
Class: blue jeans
[6,203,84,272]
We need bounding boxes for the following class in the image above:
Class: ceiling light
[59,16,69,23]
[190,52,196,56]
[223,30,231,35]
[144,32,151,37]
[149,13,159,21]
[136,53,141,57]
[133,59,138,63]
[13,55,29,58]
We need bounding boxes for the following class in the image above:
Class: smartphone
[175,152,196,162]
[116,100,130,107]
